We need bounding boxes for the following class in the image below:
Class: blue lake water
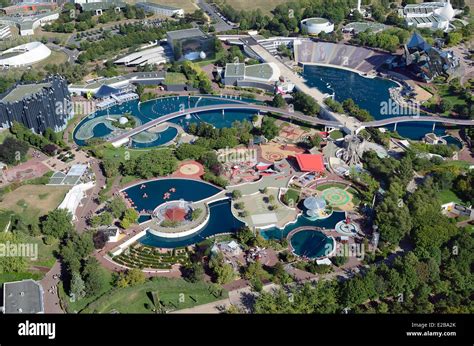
[290,230,333,258]
[123,178,222,213]
[138,199,244,248]
[131,127,179,148]
[73,96,260,147]
[260,211,345,240]
[302,65,450,140]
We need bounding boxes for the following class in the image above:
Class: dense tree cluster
[78,21,191,63]
[121,149,178,179]
[342,99,374,122]
[0,137,29,165]
[291,91,320,115]
[43,5,146,33]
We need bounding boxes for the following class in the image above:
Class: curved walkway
[109,103,474,146]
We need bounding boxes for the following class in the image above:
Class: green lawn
[82,277,227,313]
[316,183,348,191]
[437,84,467,116]
[0,185,69,226]
[20,234,59,269]
[282,188,300,206]
[0,272,42,285]
[329,130,344,140]
[164,72,188,85]
[437,189,463,205]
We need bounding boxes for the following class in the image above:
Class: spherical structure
[0,42,51,68]
[119,116,129,125]
[304,196,326,211]
[301,17,334,35]
[199,51,207,59]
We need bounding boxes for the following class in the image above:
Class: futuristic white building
[402,0,456,31]
[300,17,334,35]
[114,45,172,66]
[0,42,51,67]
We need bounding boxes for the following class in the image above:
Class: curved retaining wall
[147,204,211,239]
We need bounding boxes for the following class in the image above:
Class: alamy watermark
[380,98,420,117]
[0,241,38,261]
[55,100,97,117]
[217,147,258,164]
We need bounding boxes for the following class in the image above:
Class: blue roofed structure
[407,32,432,52]
[94,85,121,99]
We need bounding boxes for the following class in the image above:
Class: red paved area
[1,150,49,185]
[172,160,204,179]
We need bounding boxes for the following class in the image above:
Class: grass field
[164,72,188,85]
[82,277,227,313]
[214,0,288,15]
[0,272,42,286]
[437,84,467,115]
[0,185,69,225]
[35,28,72,46]
[316,183,361,207]
[127,0,198,13]
[437,189,463,205]
[329,130,344,140]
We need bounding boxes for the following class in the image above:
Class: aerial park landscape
[0,1,472,339]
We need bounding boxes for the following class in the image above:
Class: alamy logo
[0,241,38,261]
[380,98,420,117]
[18,320,56,340]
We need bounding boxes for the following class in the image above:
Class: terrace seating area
[295,41,389,73]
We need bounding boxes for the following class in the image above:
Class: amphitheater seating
[295,41,389,73]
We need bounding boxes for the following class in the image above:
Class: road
[196,0,235,32]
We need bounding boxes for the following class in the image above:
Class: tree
[0,232,28,273]
[0,137,29,165]
[375,189,412,246]
[70,271,86,300]
[270,94,286,108]
[208,252,235,284]
[439,98,453,113]
[41,209,74,239]
[82,257,104,297]
[446,31,462,46]
[244,261,270,282]
[108,197,127,219]
[260,116,279,140]
[183,262,205,283]
[120,208,139,229]
[231,190,242,200]
[292,91,320,115]
[125,268,146,286]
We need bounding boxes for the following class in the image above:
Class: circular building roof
[302,17,330,25]
[164,207,187,222]
[0,42,51,67]
[304,196,326,210]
